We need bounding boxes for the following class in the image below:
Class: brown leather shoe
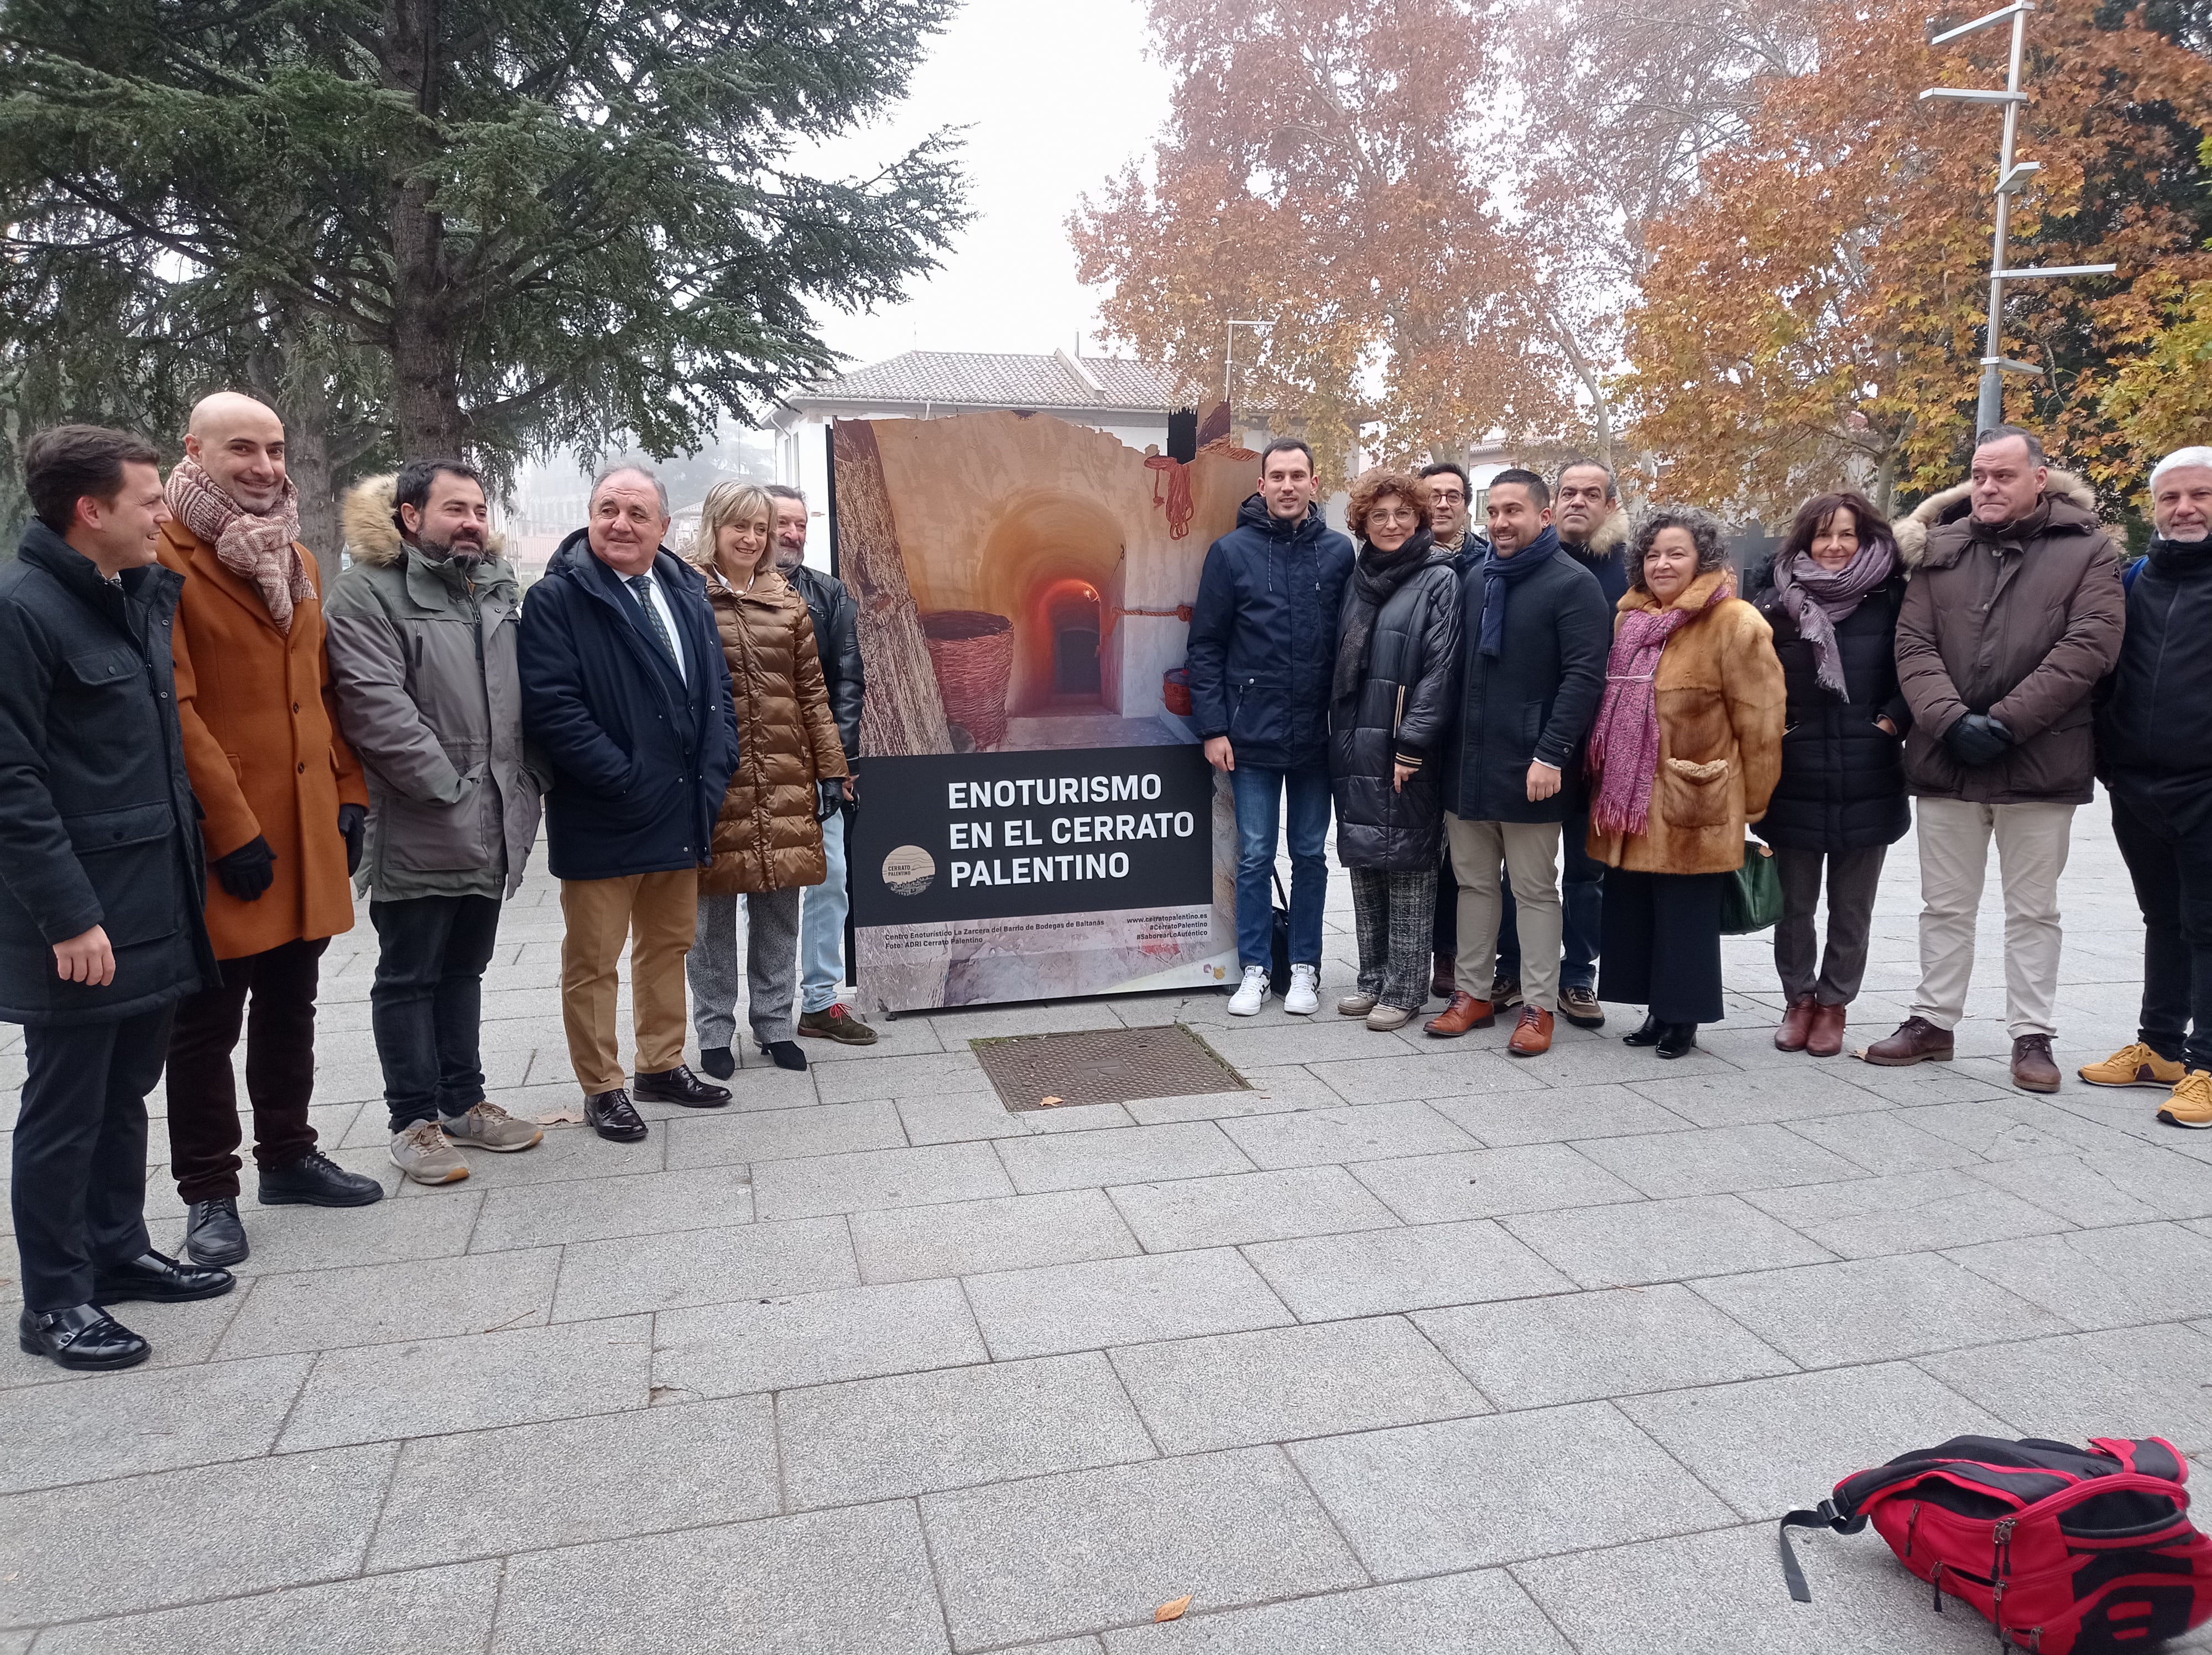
[1775,994,1816,1052]
[1507,1005,1554,1057]
[1861,1016,1955,1066]
[2011,1033,2061,1094]
[1806,1002,1848,1058]
[1430,954,1457,1000]
[1424,991,1496,1038]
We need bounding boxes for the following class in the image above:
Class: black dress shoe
[586,1087,649,1142]
[633,1065,731,1108]
[699,1045,736,1080]
[759,1040,808,1073]
[93,1248,236,1304]
[18,1304,150,1371]
[185,1196,249,1266]
[1623,1013,1665,1047]
[259,1150,385,1208]
[1656,1022,1700,1059]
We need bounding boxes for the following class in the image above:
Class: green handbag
[1720,839,1783,934]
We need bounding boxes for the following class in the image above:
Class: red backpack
[1779,1435,2212,1652]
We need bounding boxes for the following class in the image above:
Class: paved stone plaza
[6,799,2212,1653]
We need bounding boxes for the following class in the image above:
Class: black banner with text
[852,745,1215,928]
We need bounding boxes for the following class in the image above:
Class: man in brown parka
[1864,426,2126,1092]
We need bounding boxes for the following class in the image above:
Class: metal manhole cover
[971,1025,1248,1112]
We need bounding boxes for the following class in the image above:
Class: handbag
[1267,867,1293,995]
[1721,839,1782,934]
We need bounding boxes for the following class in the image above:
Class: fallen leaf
[1038,1095,1064,1108]
[537,1109,585,1125]
[1155,1595,1192,1623]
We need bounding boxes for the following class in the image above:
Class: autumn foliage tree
[1615,0,2212,516]
[1069,0,1576,479]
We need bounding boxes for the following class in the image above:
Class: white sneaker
[1284,963,1320,1016]
[1226,963,1272,1016]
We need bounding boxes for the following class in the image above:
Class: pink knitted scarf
[165,456,311,633]
[1585,579,1731,837]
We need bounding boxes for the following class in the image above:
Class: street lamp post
[1919,1,2115,434]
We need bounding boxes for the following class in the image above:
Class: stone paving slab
[8,804,2206,1651]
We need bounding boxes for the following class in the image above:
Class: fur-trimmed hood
[341,472,505,568]
[1891,469,2098,571]
[1572,507,1630,559]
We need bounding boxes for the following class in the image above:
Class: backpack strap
[1778,1502,1867,1603]
[2124,555,2146,592]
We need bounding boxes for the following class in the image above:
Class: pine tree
[0,0,967,483]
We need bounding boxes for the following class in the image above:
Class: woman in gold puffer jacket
[684,482,849,1077]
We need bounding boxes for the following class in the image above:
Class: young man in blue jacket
[1187,438,1355,1016]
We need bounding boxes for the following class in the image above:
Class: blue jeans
[798,808,850,1013]
[1230,763,1332,969]
[1496,809,1603,990]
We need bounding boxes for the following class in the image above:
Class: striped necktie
[625,574,678,666]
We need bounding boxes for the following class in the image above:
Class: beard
[773,541,804,573]
[423,528,492,564]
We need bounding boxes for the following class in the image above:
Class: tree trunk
[286,416,343,560]
[831,419,952,757]
[382,0,467,459]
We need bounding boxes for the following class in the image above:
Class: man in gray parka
[327,460,547,1184]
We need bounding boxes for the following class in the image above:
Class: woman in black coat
[1746,491,1911,1058]
[1329,467,1463,1031]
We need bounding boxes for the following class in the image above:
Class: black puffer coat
[1745,559,1912,851]
[1328,537,1464,871]
[2096,535,2212,831]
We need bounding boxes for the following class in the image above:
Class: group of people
[1187,429,2212,1113]
[6,394,2208,1378]
[2,397,866,1372]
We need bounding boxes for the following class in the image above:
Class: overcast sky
[804,0,1173,370]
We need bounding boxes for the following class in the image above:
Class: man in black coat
[768,485,877,1048]
[2084,445,2212,1125]
[1,425,234,1370]
[1425,469,1610,1058]
[519,464,740,1142]
[1488,457,1631,1023]
[1187,438,1356,1018]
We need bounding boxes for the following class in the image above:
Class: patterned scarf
[1771,538,1896,699]
[1585,577,1731,837]
[164,455,312,633]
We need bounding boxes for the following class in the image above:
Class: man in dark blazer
[519,464,740,1142]
[0,425,234,1370]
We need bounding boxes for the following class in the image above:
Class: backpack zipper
[1931,1558,1944,1611]
[1905,1501,1921,1559]
[1990,1517,2017,1649]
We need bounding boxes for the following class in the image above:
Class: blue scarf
[1479,525,1559,657]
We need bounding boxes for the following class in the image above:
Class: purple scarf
[1771,539,1896,699]
[1586,580,1730,837]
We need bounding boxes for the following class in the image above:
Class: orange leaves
[1155,1593,1194,1622]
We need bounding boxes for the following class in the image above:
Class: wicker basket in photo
[921,609,1015,750]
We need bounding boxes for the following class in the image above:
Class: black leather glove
[212,835,275,902]
[816,779,844,822]
[338,804,367,876]
[1944,713,2015,768]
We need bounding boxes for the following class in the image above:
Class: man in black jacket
[518,464,740,1142]
[2083,445,2212,1125]
[1187,438,1356,1017]
[1425,469,1610,1057]
[1,426,234,1370]
[769,485,877,1046]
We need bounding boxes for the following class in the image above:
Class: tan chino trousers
[559,870,700,1094]
[1447,816,1564,1012]
[1907,798,2075,1040]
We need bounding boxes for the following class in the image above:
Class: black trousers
[13,1006,170,1312]
[1598,868,1726,1026]
[165,936,327,1203]
[371,894,504,1131]
[2112,788,2212,1073]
